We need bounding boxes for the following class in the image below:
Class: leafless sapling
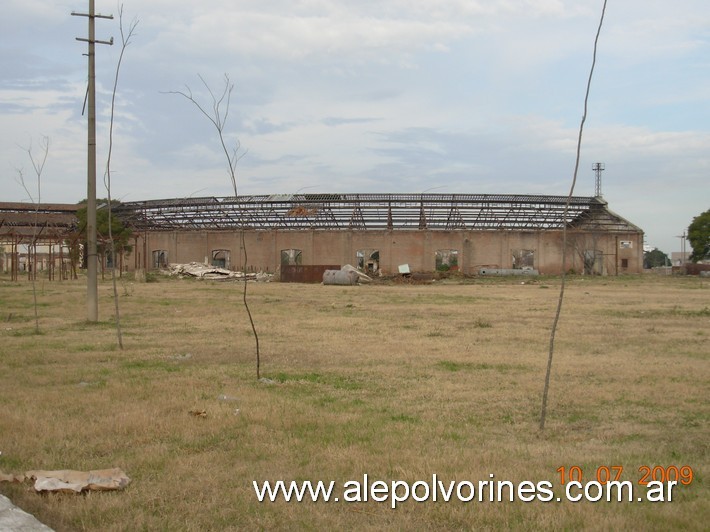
[168,74,261,379]
[16,135,50,334]
[540,0,608,431]
[103,5,138,349]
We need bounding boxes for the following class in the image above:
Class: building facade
[115,193,644,276]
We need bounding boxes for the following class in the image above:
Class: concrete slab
[0,494,54,531]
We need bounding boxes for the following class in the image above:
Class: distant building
[114,193,644,276]
[0,202,77,279]
[671,252,691,266]
[1,194,646,278]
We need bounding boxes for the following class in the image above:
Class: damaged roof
[113,193,643,233]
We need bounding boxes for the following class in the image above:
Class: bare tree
[168,74,261,379]
[566,227,604,275]
[103,5,138,349]
[540,0,608,431]
[16,136,50,334]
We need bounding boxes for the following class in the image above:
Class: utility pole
[677,232,687,265]
[72,1,112,322]
[592,162,605,198]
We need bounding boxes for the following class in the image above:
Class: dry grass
[0,272,708,530]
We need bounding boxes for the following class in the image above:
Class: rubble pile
[167,263,273,282]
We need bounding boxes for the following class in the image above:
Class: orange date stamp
[556,465,694,486]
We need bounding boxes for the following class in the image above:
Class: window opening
[152,250,168,269]
[512,249,535,270]
[357,249,379,273]
[435,249,459,271]
[212,249,231,269]
[281,249,303,265]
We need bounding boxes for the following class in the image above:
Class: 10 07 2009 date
[556,465,694,485]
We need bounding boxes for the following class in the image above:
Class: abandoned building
[1,194,644,278]
[113,193,643,276]
[0,202,78,280]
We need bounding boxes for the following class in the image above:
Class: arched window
[281,249,303,265]
[357,249,379,273]
[212,249,231,269]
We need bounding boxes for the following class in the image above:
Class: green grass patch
[269,371,361,390]
[435,360,527,372]
[121,359,184,372]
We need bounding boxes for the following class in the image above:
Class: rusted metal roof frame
[0,203,79,245]
[111,193,640,233]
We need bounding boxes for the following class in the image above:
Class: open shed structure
[0,202,79,280]
[114,193,644,276]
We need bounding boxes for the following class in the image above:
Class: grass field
[0,272,708,530]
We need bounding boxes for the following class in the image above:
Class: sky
[1,0,708,254]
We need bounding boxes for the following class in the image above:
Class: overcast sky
[1,0,708,253]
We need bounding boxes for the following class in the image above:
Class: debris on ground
[341,264,372,283]
[0,471,25,483]
[0,494,54,531]
[167,263,273,281]
[217,394,238,402]
[323,269,359,285]
[20,468,131,493]
[323,264,373,286]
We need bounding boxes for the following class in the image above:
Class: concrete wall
[128,229,644,275]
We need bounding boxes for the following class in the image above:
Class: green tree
[688,209,710,262]
[75,199,133,268]
[643,248,669,268]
